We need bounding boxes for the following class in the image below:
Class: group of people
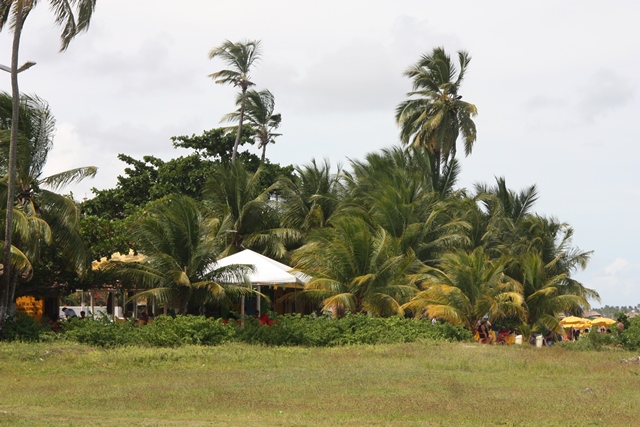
[475,317,514,345]
[475,315,627,346]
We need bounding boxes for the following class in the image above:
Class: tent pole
[240,295,245,327]
[257,285,261,317]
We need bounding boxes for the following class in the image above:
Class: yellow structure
[15,296,44,322]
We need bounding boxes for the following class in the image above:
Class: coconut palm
[402,247,524,330]
[466,177,540,258]
[209,40,262,164]
[396,47,478,176]
[0,0,97,331]
[293,216,424,317]
[273,159,343,233]
[107,194,255,314]
[514,251,593,333]
[204,161,301,259]
[342,146,469,263]
[0,92,95,330]
[223,89,281,163]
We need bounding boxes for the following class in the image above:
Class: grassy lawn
[0,341,638,426]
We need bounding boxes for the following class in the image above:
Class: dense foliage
[35,314,470,348]
[1,46,603,343]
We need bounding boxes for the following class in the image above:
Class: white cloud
[604,258,630,276]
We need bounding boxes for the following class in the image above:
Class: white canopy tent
[215,249,306,319]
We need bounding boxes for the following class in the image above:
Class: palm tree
[0,0,97,331]
[107,195,255,315]
[223,89,281,163]
[209,40,262,164]
[402,247,524,331]
[514,251,593,333]
[274,159,343,233]
[0,92,96,330]
[342,146,469,262]
[204,161,301,259]
[396,47,478,176]
[293,216,424,317]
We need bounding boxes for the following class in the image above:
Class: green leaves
[396,47,478,176]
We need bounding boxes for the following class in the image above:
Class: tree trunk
[0,5,25,336]
[260,142,266,163]
[231,87,247,164]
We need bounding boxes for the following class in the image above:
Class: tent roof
[215,249,303,286]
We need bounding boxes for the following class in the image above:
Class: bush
[59,315,235,348]
[60,316,137,348]
[54,313,472,348]
[235,314,473,347]
[620,316,640,350]
[557,329,619,351]
[142,315,235,346]
[2,312,48,342]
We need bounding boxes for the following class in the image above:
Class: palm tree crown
[223,89,281,163]
[396,47,478,176]
[209,39,262,164]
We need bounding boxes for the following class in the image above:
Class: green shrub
[143,315,235,346]
[557,329,619,351]
[55,313,472,348]
[2,312,48,342]
[620,316,640,350]
[61,316,136,348]
[59,315,235,348]
[235,314,472,347]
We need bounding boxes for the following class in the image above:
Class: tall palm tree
[0,92,96,330]
[107,195,254,315]
[396,47,478,176]
[209,39,262,164]
[223,89,281,163]
[0,0,97,331]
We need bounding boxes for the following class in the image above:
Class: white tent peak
[215,249,306,286]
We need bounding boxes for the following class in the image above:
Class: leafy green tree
[223,89,281,163]
[396,47,478,176]
[80,215,135,262]
[107,194,254,314]
[83,154,215,219]
[293,216,424,317]
[209,39,262,163]
[0,0,97,335]
[83,127,294,221]
[171,125,257,164]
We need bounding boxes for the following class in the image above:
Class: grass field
[0,341,639,426]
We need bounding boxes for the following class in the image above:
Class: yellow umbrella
[560,317,592,328]
[590,317,616,327]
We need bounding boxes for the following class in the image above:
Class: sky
[0,1,638,308]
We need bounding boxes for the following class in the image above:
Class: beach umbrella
[559,317,592,329]
[590,317,616,327]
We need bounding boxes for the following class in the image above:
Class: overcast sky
[0,1,638,307]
